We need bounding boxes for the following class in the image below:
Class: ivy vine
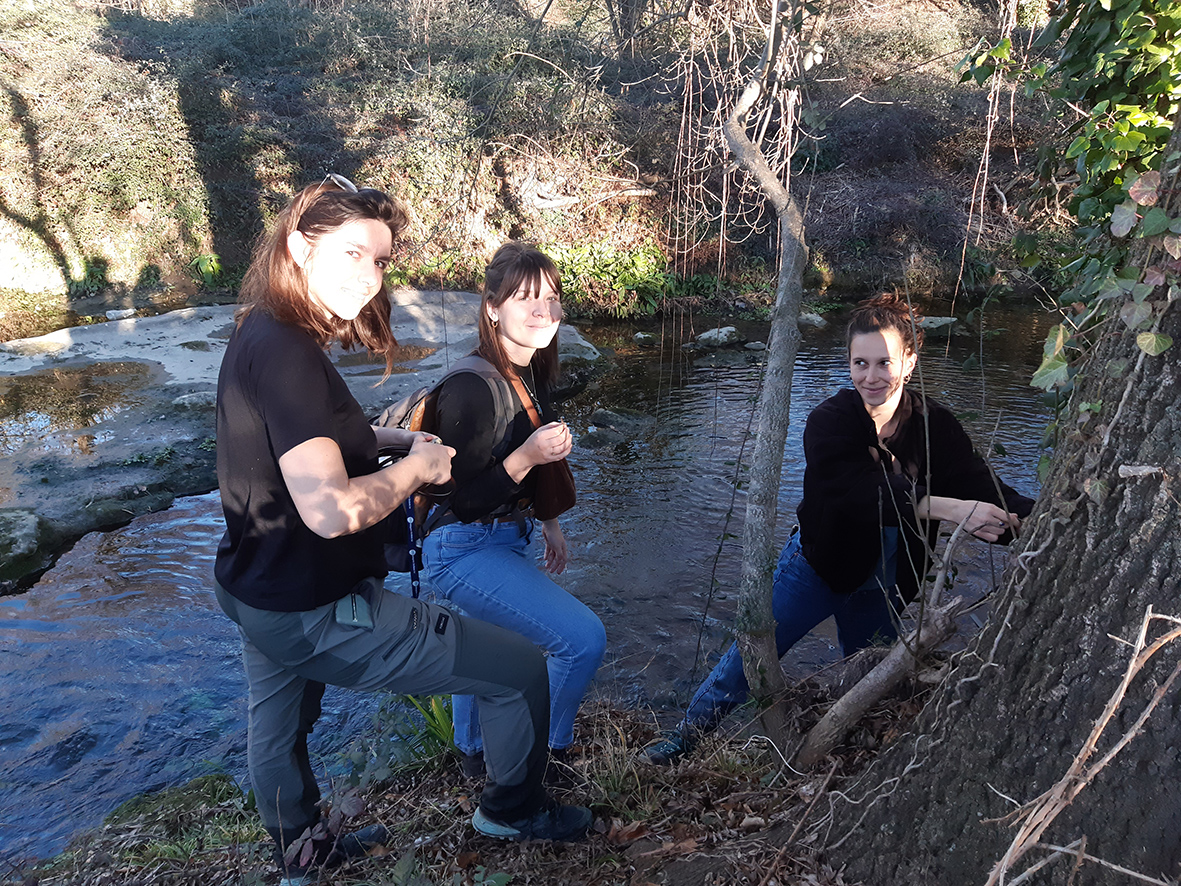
[965,0,1181,404]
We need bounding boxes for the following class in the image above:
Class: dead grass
[10,683,937,886]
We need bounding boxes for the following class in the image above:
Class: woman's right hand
[500,421,572,484]
[405,436,455,487]
[522,421,573,467]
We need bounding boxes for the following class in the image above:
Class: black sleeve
[434,372,524,522]
[927,407,1036,543]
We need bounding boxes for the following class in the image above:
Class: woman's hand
[372,425,440,451]
[524,421,572,466]
[918,495,1021,542]
[404,435,455,487]
[501,421,572,483]
[541,518,569,574]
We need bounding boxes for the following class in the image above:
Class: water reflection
[0,306,1049,866]
[0,362,151,454]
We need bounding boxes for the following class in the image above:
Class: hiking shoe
[277,823,391,885]
[643,729,693,766]
[460,750,486,779]
[472,800,592,842]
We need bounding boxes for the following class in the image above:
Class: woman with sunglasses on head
[422,242,606,783]
[645,291,1036,765]
[214,181,591,885]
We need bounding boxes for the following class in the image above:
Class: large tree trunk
[827,183,1181,882]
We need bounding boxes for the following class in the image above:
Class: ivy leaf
[1127,170,1160,205]
[1120,300,1153,330]
[1162,235,1181,259]
[1032,354,1070,391]
[1144,267,1166,286]
[1138,207,1172,237]
[1110,201,1139,237]
[1136,332,1173,356]
[1065,135,1090,159]
[1041,323,1067,360]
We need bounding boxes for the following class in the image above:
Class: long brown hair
[476,241,562,386]
[846,290,924,356]
[237,178,409,376]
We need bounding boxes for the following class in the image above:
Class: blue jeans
[682,533,902,731]
[423,518,606,753]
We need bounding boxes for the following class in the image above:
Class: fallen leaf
[607,819,652,845]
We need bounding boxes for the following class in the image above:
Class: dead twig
[986,606,1181,886]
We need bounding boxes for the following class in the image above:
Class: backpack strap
[437,354,516,460]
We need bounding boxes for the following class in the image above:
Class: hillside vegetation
[0,0,1056,340]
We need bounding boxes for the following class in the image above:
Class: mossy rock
[0,508,53,584]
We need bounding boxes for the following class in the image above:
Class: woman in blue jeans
[646,292,1035,764]
[423,242,606,777]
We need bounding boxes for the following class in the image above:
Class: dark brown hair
[846,290,924,355]
[476,241,562,386]
[237,179,409,377]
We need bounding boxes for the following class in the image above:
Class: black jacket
[797,388,1035,600]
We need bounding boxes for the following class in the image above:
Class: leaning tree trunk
[827,129,1181,883]
[723,0,808,748]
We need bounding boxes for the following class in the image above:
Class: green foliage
[964,0,1179,402]
[189,253,223,288]
[67,257,111,298]
[121,445,176,466]
[549,242,723,317]
[341,693,456,787]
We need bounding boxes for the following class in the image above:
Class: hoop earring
[491,317,498,328]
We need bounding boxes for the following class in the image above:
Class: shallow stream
[0,304,1052,864]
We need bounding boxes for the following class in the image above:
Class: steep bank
[0,0,1059,340]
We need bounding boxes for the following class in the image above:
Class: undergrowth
[10,686,934,886]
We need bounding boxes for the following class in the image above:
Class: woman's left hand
[541,518,569,574]
[374,426,441,450]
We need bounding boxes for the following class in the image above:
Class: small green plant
[68,257,111,297]
[341,693,455,787]
[121,445,175,467]
[190,253,223,288]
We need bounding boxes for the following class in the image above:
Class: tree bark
[723,0,808,748]
[827,121,1181,884]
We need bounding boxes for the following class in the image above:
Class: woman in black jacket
[646,292,1035,765]
[422,242,605,781]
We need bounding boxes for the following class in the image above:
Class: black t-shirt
[214,310,387,611]
[434,363,553,523]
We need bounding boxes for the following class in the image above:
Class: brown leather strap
[507,371,543,429]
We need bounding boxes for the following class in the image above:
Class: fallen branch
[793,595,963,769]
[793,522,972,769]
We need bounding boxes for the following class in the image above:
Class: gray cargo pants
[215,580,549,848]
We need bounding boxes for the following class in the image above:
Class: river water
[0,304,1051,865]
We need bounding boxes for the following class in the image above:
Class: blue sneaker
[644,728,694,765]
[472,800,592,842]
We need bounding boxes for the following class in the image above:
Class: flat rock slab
[0,289,600,591]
